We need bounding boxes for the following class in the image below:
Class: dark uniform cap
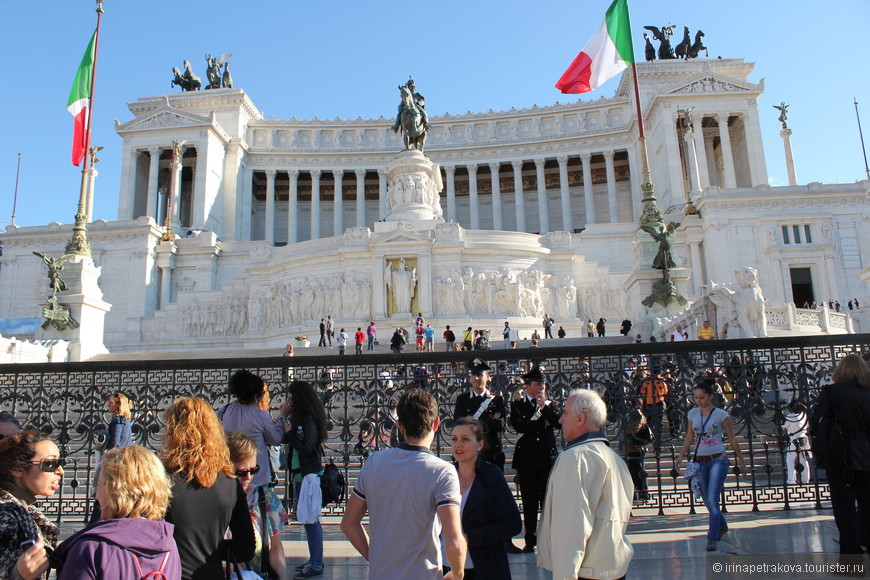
[467,358,492,374]
[520,366,547,383]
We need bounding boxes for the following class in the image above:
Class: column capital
[148,146,161,156]
[711,112,730,125]
[310,169,322,178]
[603,149,615,160]
[287,168,300,178]
[333,169,345,179]
[511,160,524,171]
[467,163,478,175]
[488,162,501,172]
[377,168,386,178]
[580,152,592,163]
[265,169,277,178]
[444,164,456,175]
[556,155,569,166]
[534,158,546,169]
[354,169,366,179]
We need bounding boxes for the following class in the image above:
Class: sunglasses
[31,458,66,472]
[235,465,260,477]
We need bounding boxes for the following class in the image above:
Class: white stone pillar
[489,162,503,230]
[170,151,183,229]
[117,149,139,220]
[378,169,387,220]
[310,169,321,240]
[556,156,573,232]
[191,145,207,229]
[581,153,595,225]
[704,138,719,187]
[468,164,479,229]
[333,170,344,235]
[512,160,526,232]
[603,150,618,223]
[287,169,299,244]
[684,128,701,195]
[744,111,769,185]
[715,113,737,189]
[355,169,366,227]
[780,127,798,186]
[534,158,549,233]
[241,167,253,241]
[86,166,98,223]
[689,240,704,296]
[155,240,177,310]
[265,169,276,244]
[692,118,710,190]
[664,115,685,200]
[445,165,457,222]
[146,147,161,222]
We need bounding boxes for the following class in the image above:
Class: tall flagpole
[66,0,104,257]
[11,151,21,227]
[855,98,870,181]
[630,62,664,227]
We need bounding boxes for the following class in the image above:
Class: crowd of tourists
[1,349,868,580]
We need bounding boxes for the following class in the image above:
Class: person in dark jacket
[453,359,507,470]
[810,354,870,563]
[90,393,134,524]
[509,366,560,552]
[53,446,181,579]
[162,397,255,580]
[285,380,329,579]
[390,328,406,354]
[444,417,522,579]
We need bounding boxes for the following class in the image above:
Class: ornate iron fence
[1,334,867,522]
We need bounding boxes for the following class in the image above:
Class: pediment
[667,73,756,95]
[372,223,433,245]
[116,107,212,133]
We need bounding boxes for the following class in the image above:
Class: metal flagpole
[630,62,664,227]
[66,0,104,257]
[11,151,21,226]
[855,98,870,181]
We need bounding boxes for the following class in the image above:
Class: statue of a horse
[644,25,676,60]
[674,26,691,59]
[183,60,202,90]
[394,85,427,151]
[687,30,708,59]
[643,34,656,62]
[205,53,231,89]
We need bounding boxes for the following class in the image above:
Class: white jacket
[296,473,322,524]
[537,435,634,580]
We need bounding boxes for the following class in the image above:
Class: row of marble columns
[253,150,638,244]
[677,111,766,196]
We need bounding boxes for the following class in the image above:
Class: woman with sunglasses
[0,430,65,580]
[227,433,288,580]
[284,380,328,580]
[51,446,181,579]
[162,397,255,579]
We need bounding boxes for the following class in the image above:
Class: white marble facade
[0,58,868,355]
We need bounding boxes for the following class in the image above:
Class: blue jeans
[697,456,729,539]
[367,335,374,350]
[295,482,324,569]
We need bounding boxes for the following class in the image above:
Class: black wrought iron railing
[1,333,867,523]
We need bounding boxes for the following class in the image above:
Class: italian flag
[67,29,97,167]
[555,0,634,94]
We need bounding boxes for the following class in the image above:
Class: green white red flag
[67,29,97,167]
[555,0,634,94]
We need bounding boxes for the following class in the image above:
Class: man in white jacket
[537,389,634,580]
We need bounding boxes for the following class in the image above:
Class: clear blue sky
[2,0,869,229]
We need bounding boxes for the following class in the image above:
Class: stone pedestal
[780,127,798,186]
[381,149,444,224]
[35,255,111,361]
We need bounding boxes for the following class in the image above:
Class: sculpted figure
[707,267,768,339]
[773,102,789,128]
[391,78,430,150]
[643,25,676,60]
[641,221,680,270]
[204,54,232,89]
[385,258,417,315]
[33,252,73,296]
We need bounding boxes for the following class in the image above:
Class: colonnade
[248,150,639,244]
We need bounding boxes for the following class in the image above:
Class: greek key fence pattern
[1,334,867,523]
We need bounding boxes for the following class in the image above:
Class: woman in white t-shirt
[675,383,747,552]
[784,399,812,484]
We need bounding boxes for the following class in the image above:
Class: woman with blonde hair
[227,432,288,580]
[810,353,870,563]
[162,397,255,579]
[52,446,181,578]
[90,393,134,523]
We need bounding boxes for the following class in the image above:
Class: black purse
[224,544,244,580]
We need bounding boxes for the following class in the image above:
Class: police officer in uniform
[453,358,508,469]
[510,365,560,552]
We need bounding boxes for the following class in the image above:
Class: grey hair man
[537,389,634,580]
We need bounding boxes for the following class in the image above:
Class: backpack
[445,330,455,342]
[132,552,170,580]
[320,461,345,507]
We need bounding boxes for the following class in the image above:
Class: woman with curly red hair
[162,397,254,579]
